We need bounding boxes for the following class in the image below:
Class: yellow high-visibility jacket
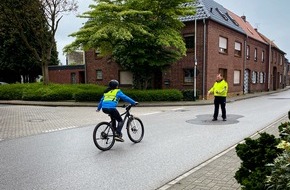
[208,79,228,97]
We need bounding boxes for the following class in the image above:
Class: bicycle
[93,104,144,151]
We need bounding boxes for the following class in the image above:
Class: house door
[244,69,249,94]
[79,71,85,84]
[273,67,277,90]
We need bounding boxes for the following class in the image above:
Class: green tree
[0,1,42,82]
[65,0,195,89]
[0,0,77,84]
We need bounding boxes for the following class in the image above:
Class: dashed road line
[42,126,77,133]
[141,112,161,116]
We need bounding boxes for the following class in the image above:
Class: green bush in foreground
[235,133,282,190]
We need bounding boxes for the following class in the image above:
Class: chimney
[241,15,246,22]
[254,28,258,32]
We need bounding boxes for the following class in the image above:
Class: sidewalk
[158,114,286,190]
[0,87,289,190]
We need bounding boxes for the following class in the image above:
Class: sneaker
[114,134,124,142]
[223,118,227,121]
[212,118,217,121]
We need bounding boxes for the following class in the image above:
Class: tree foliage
[0,0,77,84]
[65,0,195,89]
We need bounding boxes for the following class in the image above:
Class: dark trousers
[102,108,123,134]
[213,96,226,119]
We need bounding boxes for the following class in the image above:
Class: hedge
[0,83,184,102]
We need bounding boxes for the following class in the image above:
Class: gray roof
[181,0,245,35]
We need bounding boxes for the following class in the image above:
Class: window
[246,45,250,59]
[219,37,228,54]
[96,70,103,80]
[261,50,265,63]
[216,8,228,21]
[252,71,257,84]
[120,71,133,85]
[95,49,101,59]
[259,72,264,83]
[234,42,242,57]
[280,55,283,65]
[234,70,241,84]
[184,69,194,83]
[254,48,257,61]
[71,73,76,84]
[184,34,194,49]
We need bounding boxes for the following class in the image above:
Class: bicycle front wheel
[127,117,144,143]
[93,122,115,151]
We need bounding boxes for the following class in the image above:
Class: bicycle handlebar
[123,102,138,111]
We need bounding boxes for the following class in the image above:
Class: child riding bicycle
[96,79,138,142]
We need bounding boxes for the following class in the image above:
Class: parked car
[0,82,8,85]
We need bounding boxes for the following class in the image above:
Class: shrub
[181,89,199,101]
[124,89,183,102]
[0,83,24,100]
[266,117,290,189]
[235,133,282,190]
[74,89,103,102]
[0,83,184,102]
[278,121,290,141]
[266,150,290,190]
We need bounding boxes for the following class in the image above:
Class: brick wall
[48,65,85,84]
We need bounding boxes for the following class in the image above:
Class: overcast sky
[55,0,289,65]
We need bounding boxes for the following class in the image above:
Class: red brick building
[49,0,286,99]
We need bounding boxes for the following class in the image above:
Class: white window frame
[96,70,103,80]
[252,71,257,84]
[234,42,242,57]
[184,69,194,83]
[219,37,228,53]
[246,45,250,59]
[234,70,241,84]
[254,48,257,61]
[259,72,264,83]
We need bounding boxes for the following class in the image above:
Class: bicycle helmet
[108,79,119,89]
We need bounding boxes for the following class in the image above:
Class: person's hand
[96,109,100,112]
[134,102,139,106]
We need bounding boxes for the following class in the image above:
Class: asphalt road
[0,90,290,190]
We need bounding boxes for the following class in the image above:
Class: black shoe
[223,118,227,121]
[212,118,217,121]
[114,134,124,142]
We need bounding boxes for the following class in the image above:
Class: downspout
[202,18,206,100]
[194,18,197,101]
[243,35,248,94]
[268,41,272,91]
[83,50,87,84]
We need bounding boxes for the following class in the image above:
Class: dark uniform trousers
[213,96,226,120]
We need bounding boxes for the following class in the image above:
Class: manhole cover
[186,114,244,125]
[28,119,46,122]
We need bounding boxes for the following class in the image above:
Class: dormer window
[216,8,228,21]
[225,12,239,26]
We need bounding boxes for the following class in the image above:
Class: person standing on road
[96,79,137,142]
[207,73,228,121]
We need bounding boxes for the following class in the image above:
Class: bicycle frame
[108,104,133,129]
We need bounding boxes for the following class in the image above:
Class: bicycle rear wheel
[127,117,144,143]
[93,122,115,151]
